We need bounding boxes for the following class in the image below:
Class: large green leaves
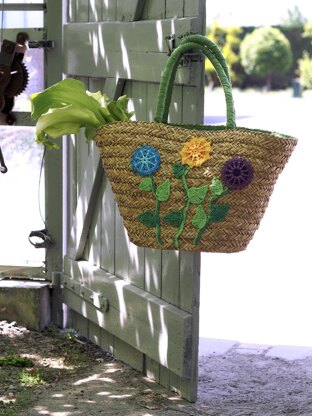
[35,105,102,148]
[30,78,133,149]
[31,78,104,121]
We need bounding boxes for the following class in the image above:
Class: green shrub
[0,355,34,367]
[298,52,312,89]
[206,21,243,87]
[240,27,293,89]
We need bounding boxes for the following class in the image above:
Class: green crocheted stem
[155,35,236,129]
[173,166,191,249]
[151,176,163,247]
[193,189,230,246]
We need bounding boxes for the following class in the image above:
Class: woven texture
[96,121,297,253]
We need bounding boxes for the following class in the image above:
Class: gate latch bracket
[28,229,54,249]
[165,32,203,64]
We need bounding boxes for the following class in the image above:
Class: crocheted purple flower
[221,157,253,190]
[131,145,161,176]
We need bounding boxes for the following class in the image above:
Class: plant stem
[151,176,163,247]
[174,167,190,249]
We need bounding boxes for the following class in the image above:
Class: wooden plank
[67,77,123,265]
[76,0,89,22]
[112,337,144,371]
[184,0,203,17]
[88,320,101,345]
[114,207,145,288]
[63,19,199,54]
[84,77,105,265]
[67,146,103,260]
[113,80,145,289]
[67,0,76,22]
[88,0,103,22]
[144,249,161,297]
[75,313,89,338]
[100,176,115,274]
[179,251,200,401]
[146,82,158,121]
[145,357,160,383]
[63,18,201,82]
[63,258,191,346]
[168,84,183,123]
[161,250,180,306]
[143,0,166,19]
[62,258,193,377]
[117,0,146,21]
[166,0,184,18]
[100,327,114,354]
[43,0,64,279]
[130,81,147,120]
[83,170,103,266]
[63,287,191,377]
[102,0,117,21]
[64,51,192,84]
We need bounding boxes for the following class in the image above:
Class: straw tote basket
[96,34,297,253]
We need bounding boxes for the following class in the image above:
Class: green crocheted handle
[155,34,236,129]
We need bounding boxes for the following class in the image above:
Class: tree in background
[281,6,307,29]
[298,20,312,89]
[240,27,293,90]
[206,21,243,87]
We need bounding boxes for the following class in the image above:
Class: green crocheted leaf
[156,179,171,202]
[188,185,209,205]
[210,177,225,197]
[192,205,207,229]
[163,210,183,227]
[139,177,153,192]
[138,211,158,228]
[210,204,230,223]
[173,163,188,179]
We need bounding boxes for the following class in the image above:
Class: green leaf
[35,104,102,140]
[31,78,104,122]
[138,211,158,228]
[30,77,134,149]
[156,179,171,202]
[192,206,207,229]
[210,177,225,197]
[173,163,188,179]
[188,185,209,204]
[139,177,153,192]
[210,204,230,223]
[163,211,183,227]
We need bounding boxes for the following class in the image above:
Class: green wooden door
[62,0,205,402]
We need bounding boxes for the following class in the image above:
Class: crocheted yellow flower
[181,137,212,168]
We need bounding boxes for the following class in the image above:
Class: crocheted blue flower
[221,157,253,190]
[131,145,161,176]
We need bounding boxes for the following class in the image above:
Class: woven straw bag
[96,35,297,253]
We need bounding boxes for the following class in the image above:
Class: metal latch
[165,32,203,64]
[28,40,55,49]
[28,229,54,249]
